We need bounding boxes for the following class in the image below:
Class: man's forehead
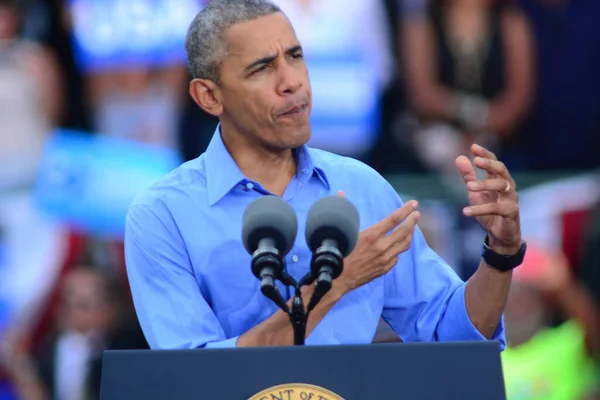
[223,13,299,58]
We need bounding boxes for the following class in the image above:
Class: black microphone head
[242,195,298,256]
[305,196,360,257]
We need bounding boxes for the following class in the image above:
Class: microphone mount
[256,256,344,346]
[304,239,343,313]
[245,195,357,346]
[251,238,289,314]
[251,240,309,345]
[252,246,339,345]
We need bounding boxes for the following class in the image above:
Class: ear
[189,78,223,117]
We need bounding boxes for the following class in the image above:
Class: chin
[272,123,309,148]
[288,126,311,148]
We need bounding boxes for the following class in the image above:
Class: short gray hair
[185,0,282,82]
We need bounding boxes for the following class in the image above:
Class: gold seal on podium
[248,383,344,400]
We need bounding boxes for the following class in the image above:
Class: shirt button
[301,169,309,174]
[292,255,299,263]
[246,182,254,190]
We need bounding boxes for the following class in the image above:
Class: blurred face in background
[59,269,116,334]
[0,2,18,40]
[504,282,549,348]
[203,12,312,151]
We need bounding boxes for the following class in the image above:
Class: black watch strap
[481,236,527,272]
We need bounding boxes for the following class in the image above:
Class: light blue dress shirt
[124,127,505,350]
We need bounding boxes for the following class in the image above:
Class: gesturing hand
[338,194,420,293]
[457,144,522,254]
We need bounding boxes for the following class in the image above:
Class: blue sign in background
[33,130,182,237]
[67,0,204,72]
[305,54,381,157]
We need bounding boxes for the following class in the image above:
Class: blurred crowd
[0,0,599,399]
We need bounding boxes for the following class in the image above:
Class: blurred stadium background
[0,0,599,399]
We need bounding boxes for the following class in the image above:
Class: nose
[276,62,303,96]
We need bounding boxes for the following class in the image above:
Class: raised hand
[337,192,420,292]
[456,144,522,254]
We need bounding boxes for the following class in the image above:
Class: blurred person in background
[0,0,64,190]
[2,266,118,400]
[86,67,188,150]
[63,0,199,150]
[400,0,534,178]
[0,2,69,397]
[506,0,600,172]
[502,243,600,400]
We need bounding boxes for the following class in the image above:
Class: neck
[220,123,297,197]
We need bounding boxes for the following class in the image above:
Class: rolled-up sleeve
[436,282,504,346]
[125,204,238,350]
[378,182,506,350]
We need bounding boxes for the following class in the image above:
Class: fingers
[387,210,420,244]
[466,178,511,193]
[473,157,508,178]
[373,200,418,235]
[464,202,519,218]
[337,190,345,198]
[474,157,516,187]
[455,155,477,184]
[471,143,498,161]
[377,220,418,273]
[382,231,415,263]
[382,255,399,272]
[459,146,518,197]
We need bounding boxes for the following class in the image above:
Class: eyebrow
[244,45,303,72]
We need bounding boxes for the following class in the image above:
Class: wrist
[487,235,522,255]
[482,235,527,272]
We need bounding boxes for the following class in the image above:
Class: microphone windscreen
[242,195,298,256]
[305,196,359,257]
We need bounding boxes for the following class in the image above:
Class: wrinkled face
[216,12,312,150]
[504,282,548,347]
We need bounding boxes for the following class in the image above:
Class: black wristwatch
[481,236,527,272]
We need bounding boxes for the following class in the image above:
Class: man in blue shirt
[125,0,525,350]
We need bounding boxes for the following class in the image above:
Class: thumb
[455,155,477,184]
[337,190,345,198]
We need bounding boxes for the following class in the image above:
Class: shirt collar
[205,125,329,206]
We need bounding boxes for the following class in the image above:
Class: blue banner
[67,0,205,72]
[305,54,381,156]
[33,130,182,237]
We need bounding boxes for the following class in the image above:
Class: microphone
[304,195,359,310]
[242,195,298,310]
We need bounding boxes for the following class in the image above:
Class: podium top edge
[103,340,501,355]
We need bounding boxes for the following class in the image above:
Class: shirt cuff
[203,336,240,349]
[436,283,506,351]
